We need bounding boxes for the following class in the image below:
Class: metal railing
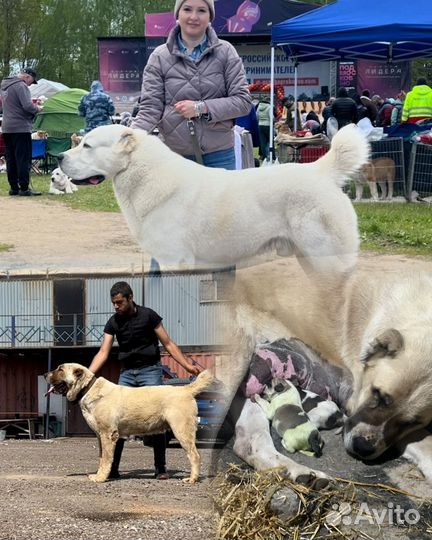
[0,313,111,348]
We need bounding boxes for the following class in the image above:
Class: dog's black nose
[57,153,64,162]
[351,436,376,458]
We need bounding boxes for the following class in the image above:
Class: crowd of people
[291,77,432,140]
[2,0,432,183]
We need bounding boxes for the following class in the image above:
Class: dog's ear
[65,367,86,401]
[117,128,137,154]
[362,328,404,364]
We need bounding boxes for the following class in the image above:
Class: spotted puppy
[298,388,343,430]
[255,378,324,456]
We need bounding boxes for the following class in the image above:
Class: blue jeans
[113,363,166,474]
[118,363,163,387]
[184,147,236,170]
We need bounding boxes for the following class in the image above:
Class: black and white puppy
[255,378,324,456]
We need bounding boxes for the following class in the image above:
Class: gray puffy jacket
[131,25,252,156]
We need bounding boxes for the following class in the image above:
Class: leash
[186,119,204,165]
[141,110,204,165]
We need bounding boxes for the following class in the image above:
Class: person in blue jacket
[78,80,115,132]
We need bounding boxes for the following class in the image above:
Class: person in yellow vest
[401,77,432,123]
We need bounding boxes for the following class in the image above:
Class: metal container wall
[144,273,229,347]
[85,277,144,346]
[0,280,53,348]
[0,273,230,349]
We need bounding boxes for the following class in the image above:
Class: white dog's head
[51,167,73,191]
[344,327,432,460]
[58,125,142,185]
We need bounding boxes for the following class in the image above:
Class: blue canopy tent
[268,0,432,147]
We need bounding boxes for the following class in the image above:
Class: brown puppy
[46,363,213,483]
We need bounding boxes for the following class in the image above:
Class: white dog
[58,124,368,274]
[49,167,78,195]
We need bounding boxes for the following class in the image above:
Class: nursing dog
[229,262,432,486]
[57,123,368,274]
[45,363,213,483]
[49,167,78,195]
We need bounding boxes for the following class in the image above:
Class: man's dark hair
[110,281,133,299]
[361,89,370,97]
[416,77,428,86]
[337,87,349,98]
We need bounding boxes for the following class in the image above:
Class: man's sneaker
[19,189,42,196]
[8,189,19,196]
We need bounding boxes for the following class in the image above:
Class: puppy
[49,167,78,195]
[46,363,214,483]
[298,388,343,430]
[354,157,396,201]
[255,378,323,456]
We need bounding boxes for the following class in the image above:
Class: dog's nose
[57,153,64,162]
[350,436,376,458]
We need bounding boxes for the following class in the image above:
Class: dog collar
[72,375,97,403]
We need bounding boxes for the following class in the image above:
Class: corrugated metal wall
[0,273,229,349]
[0,281,53,348]
[144,273,228,346]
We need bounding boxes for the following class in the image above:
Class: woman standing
[132,0,252,170]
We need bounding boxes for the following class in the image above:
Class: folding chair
[31,139,48,175]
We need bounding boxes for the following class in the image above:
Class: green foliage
[0,0,174,87]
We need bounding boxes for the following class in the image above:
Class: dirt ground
[1,195,432,276]
[0,438,216,540]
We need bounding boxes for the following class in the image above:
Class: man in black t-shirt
[89,281,201,480]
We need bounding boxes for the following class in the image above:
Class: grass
[1,174,432,256]
[355,202,432,256]
[0,173,119,212]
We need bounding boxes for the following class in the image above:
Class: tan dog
[45,363,213,483]
[31,130,48,140]
[70,133,83,148]
[354,157,396,201]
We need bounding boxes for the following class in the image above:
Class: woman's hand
[175,100,208,119]
[175,100,196,119]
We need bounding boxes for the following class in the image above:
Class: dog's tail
[318,124,370,188]
[185,370,214,396]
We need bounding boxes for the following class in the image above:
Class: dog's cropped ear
[65,367,86,402]
[362,328,404,364]
[117,128,137,154]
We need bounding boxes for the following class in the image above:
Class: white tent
[30,78,69,99]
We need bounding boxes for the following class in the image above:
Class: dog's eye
[83,143,91,149]
[370,387,393,408]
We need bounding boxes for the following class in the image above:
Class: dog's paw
[182,476,199,484]
[88,473,108,483]
[294,468,331,490]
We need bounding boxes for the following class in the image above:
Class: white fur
[59,124,369,273]
[49,167,78,195]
